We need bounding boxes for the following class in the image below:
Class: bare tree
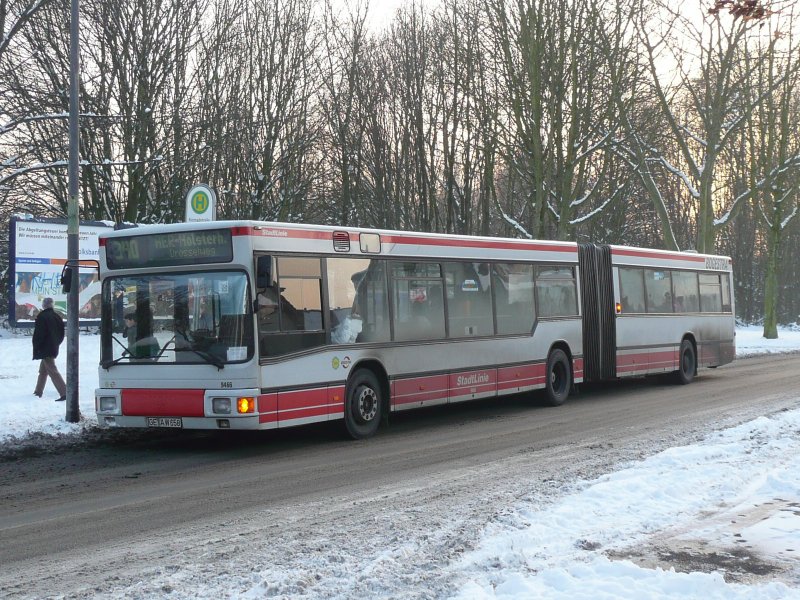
[316,0,373,226]
[636,0,792,253]
[741,12,800,337]
[219,0,318,221]
[486,0,630,241]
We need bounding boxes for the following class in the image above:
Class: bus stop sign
[186,184,217,223]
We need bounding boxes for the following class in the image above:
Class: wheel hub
[357,387,378,422]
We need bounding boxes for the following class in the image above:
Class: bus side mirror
[256,255,272,289]
[61,266,74,294]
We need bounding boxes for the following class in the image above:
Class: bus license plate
[146,417,183,428]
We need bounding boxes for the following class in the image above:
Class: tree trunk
[762,226,780,339]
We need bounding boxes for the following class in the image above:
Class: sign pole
[66,0,80,423]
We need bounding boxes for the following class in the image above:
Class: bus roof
[98,220,731,270]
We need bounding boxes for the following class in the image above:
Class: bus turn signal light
[237,396,255,414]
[615,302,622,314]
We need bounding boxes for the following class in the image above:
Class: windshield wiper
[102,334,225,370]
[165,334,225,370]
[102,335,132,369]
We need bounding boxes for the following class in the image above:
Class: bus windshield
[101,270,254,367]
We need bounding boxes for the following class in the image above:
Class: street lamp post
[66,0,80,423]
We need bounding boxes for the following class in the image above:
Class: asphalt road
[2,354,799,598]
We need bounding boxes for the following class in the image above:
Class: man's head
[42,297,54,310]
[124,311,136,324]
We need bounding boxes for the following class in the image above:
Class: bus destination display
[105,229,233,269]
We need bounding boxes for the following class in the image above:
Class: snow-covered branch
[0,1,48,58]
[573,132,612,164]
[714,154,800,227]
[654,156,700,199]
[0,112,122,136]
[780,205,798,230]
[495,205,532,239]
[679,125,707,149]
[569,180,626,226]
[0,157,157,187]
[0,159,66,187]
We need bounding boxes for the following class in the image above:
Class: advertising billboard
[8,216,114,326]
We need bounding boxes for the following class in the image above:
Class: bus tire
[675,339,696,385]
[544,349,571,406]
[344,369,383,439]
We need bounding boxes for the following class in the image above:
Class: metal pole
[66,0,81,423]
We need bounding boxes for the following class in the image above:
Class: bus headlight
[99,396,118,412]
[212,398,231,414]
[237,396,255,414]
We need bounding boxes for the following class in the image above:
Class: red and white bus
[94,221,735,438]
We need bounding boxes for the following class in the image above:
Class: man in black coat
[32,297,67,401]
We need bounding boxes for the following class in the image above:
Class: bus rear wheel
[344,369,383,439]
[674,339,696,385]
[544,349,571,406]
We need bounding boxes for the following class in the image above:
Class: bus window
[392,262,445,341]
[619,268,645,313]
[280,278,322,331]
[671,270,699,313]
[721,274,732,313]
[327,258,390,344]
[493,263,535,335]
[102,271,253,366]
[699,273,723,312]
[644,269,673,313]
[443,262,494,337]
[535,266,578,317]
[258,257,324,357]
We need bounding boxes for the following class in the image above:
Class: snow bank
[453,409,800,598]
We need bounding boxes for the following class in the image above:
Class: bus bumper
[95,387,263,430]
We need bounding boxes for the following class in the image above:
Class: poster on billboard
[8,216,115,327]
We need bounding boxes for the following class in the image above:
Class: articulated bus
[94,221,735,438]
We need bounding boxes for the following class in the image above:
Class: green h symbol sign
[192,191,209,214]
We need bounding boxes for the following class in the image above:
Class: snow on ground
[0,329,100,441]
[452,408,800,599]
[2,325,800,598]
[736,325,800,358]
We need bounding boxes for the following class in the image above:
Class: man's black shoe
[55,396,66,402]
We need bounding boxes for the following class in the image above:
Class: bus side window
[443,262,494,337]
[644,269,673,313]
[258,257,325,357]
[535,266,578,318]
[327,258,390,344]
[493,263,535,334]
[619,268,645,313]
[699,273,723,312]
[671,270,699,313]
[721,273,732,313]
[391,262,445,341]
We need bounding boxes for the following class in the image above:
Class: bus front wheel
[344,369,383,439]
[544,349,571,406]
[675,339,696,385]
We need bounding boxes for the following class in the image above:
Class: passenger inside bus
[257,287,303,331]
[195,300,213,332]
[258,286,321,356]
[123,310,160,360]
[257,288,282,332]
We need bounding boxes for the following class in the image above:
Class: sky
[1,325,799,598]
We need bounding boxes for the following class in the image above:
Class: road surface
[1,354,798,598]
